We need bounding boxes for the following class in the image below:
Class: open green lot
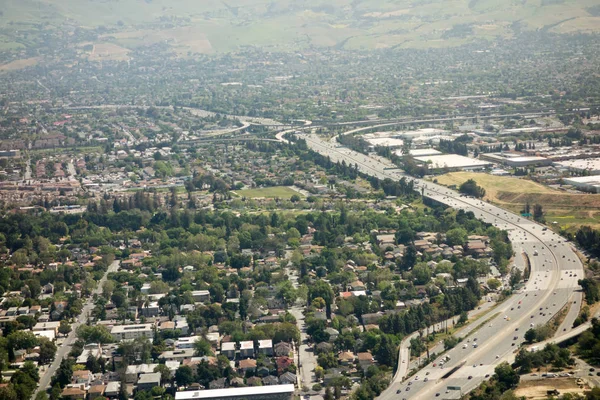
[234,186,302,199]
[434,172,600,231]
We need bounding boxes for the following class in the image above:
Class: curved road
[292,133,583,400]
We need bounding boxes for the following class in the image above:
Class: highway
[293,133,584,400]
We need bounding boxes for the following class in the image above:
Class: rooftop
[414,154,491,169]
[174,384,295,400]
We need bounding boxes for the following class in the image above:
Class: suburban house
[258,339,273,356]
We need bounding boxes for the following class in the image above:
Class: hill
[1,0,600,53]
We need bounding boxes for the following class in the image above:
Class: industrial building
[479,153,552,167]
[554,158,600,175]
[562,176,600,193]
[174,384,294,400]
[407,148,442,157]
[413,154,492,171]
[365,137,404,149]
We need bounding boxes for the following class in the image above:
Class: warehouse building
[479,153,552,167]
[562,176,600,193]
[414,154,491,171]
[554,158,600,175]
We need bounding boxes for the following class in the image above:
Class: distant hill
[2,0,600,53]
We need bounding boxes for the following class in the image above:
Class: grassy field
[434,172,600,231]
[234,186,302,199]
[2,0,599,52]
[0,57,40,72]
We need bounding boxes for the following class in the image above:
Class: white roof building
[239,341,254,350]
[221,342,236,351]
[414,154,491,170]
[174,384,295,400]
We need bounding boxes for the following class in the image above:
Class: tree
[76,325,113,344]
[175,365,194,387]
[35,391,49,400]
[317,352,338,369]
[7,331,38,353]
[315,366,325,380]
[239,295,248,321]
[487,278,502,291]
[510,268,522,289]
[194,338,213,356]
[151,386,166,397]
[52,358,73,388]
[309,280,334,318]
[86,352,101,373]
[533,203,545,223]
[39,337,57,364]
[312,297,326,309]
[524,328,537,344]
[324,387,334,400]
[0,386,17,400]
[459,179,485,198]
[400,245,417,271]
[50,383,62,400]
[446,228,468,246]
[443,336,459,350]
[277,280,297,307]
[154,364,172,385]
[273,322,301,345]
[412,263,431,285]
[579,279,600,305]
[494,362,520,390]
[58,320,72,336]
[374,334,397,367]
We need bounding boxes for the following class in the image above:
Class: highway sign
[447,386,461,391]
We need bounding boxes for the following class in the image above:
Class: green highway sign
[447,386,461,391]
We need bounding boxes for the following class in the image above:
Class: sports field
[234,186,302,199]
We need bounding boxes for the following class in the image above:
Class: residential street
[33,260,120,397]
[285,264,318,396]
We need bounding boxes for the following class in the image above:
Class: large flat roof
[408,148,442,157]
[365,137,404,147]
[555,158,600,173]
[175,384,294,400]
[414,154,491,169]
[563,176,600,184]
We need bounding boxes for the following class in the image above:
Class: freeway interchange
[295,133,584,400]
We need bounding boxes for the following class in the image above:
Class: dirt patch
[364,9,411,18]
[515,378,587,399]
[495,192,600,210]
[0,57,40,72]
[85,43,131,61]
[101,27,213,55]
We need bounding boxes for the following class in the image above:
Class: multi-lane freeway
[292,133,584,400]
